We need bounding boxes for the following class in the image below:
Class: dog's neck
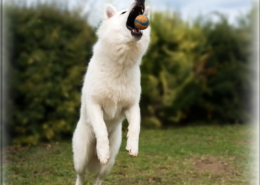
[94,38,144,67]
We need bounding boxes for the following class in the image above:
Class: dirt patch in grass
[193,156,241,177]
[194,157,227,175]
[148,177,162,183]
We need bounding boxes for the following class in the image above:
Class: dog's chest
[86,53,141,121]
[101,98,125,121]
[101,77,139,120]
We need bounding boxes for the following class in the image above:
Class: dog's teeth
[133,29,139,33]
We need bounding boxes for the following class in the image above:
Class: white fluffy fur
[72,1,151,185]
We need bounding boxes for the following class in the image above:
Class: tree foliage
[140,11,254,127]
[6,5,96,145]
[6,4,255,145]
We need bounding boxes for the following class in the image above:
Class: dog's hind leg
[92,123,122,185]
[72,119,95,185]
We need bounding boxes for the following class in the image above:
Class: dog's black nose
[135,0,145,6]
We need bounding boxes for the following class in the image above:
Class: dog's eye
[121,11,126,15]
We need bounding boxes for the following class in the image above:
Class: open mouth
[126,2,145,38]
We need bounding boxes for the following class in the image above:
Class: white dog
[72,0,150,184]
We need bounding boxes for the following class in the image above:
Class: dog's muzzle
[126,0,146,38]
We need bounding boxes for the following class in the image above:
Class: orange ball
[134,15,149,30]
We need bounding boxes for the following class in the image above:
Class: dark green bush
[140,11,254,127]
[6,3,254,145]
[6,4,96,145]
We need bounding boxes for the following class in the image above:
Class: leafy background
[4,2,257,145]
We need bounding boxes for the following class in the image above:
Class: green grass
[3,125,256,185]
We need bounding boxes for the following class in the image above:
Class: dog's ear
[144,6,151,19]
[104,4,117,19]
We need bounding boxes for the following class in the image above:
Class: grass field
[3,125,256,185]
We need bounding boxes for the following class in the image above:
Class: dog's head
[97,0,151,43]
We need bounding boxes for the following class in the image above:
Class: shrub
[140,11,254,127]
[6,4,96,145]
[6,4,254,144]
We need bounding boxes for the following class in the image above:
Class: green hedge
[7,5,96,145]
[140,11,254,127]
[6,4,255,145]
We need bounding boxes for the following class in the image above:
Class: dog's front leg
[88,103,110,165]
[125,104,140,157]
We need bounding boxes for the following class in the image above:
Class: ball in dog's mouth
[126,4,145,38]
[134,15,149,30]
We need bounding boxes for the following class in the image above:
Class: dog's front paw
[126,139,138,157]
[99,156,110,165]
[97,139,110,165]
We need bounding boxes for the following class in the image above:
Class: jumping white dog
[72,0,151,184]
